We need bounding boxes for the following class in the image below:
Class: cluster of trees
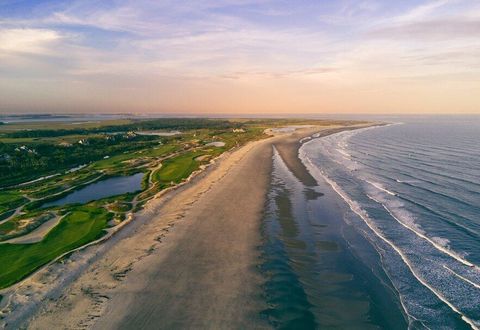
[0,134,159,187]
[5,118,241,138]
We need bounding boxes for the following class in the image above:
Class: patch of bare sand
[2,214,63,245]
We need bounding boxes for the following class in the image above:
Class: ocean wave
[299,131,480,330]
[365,180,396,196]
[395,194,480,238]
[396,179,420,184]
[301,153,478,329]
[336,148,351,159]
[365,188,475,268]
[443,265,480,290]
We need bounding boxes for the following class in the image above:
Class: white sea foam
[336,148,351,159]
[365,182,475,268]
[366,180,396,196]
[396,179,420,184]
[312,165,478,329]
[431,236,451,249]
[443,265,480,290]
[383,203,474,268]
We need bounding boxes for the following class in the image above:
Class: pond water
[43,173,144,207]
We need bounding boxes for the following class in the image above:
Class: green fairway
[152,150,207,186]
[0,191,27,214]
[0,206,110,289]
[92,144,178,171]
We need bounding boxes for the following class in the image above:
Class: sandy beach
[1,124,369,329]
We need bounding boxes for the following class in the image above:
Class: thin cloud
[368,18,480,40]
[0,28,62,55]
[392,0,453,23]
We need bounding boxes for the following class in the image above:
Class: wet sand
[6,123,372,329]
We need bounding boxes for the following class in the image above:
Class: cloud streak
[368,18,480,40]
[0,28,62,55]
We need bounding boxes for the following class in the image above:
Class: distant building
[233,128,245,133]
[15,145,36,153]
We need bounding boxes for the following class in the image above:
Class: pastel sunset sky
[0,0,479,114]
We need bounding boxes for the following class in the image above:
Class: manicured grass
[140,144,179,158]
[0,206,110,289]
[0,210,15,221]
[152,150,207,185]
[0,191,27,214]
[92,144,178,171]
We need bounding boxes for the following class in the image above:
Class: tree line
[4,118,240,138]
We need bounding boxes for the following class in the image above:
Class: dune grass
[0,206,110,289]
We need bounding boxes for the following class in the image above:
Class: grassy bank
[0,206,110,289]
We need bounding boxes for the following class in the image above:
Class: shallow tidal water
[260,148,407,329]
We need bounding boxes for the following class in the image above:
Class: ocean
[261,116,480,329]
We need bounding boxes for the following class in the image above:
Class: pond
[43,173,144,207]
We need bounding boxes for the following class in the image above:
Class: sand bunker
[3,214,63,244]
[205,141,225,147]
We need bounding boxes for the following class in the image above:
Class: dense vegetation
[0,134,158,187]
[4,118,240,138]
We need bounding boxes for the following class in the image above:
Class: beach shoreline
[1,122,375,329]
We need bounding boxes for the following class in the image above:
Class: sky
[0,0,479,115]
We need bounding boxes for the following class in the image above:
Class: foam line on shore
[443,265,480,290]
[364,191,476,269]
[366,180,397,196]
